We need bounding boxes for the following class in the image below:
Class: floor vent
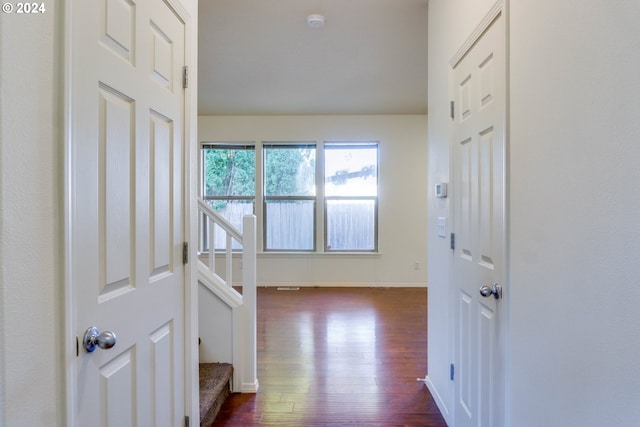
[277,287,300,291]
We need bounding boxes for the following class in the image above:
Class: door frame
[61,0,198,424]
[448,0,509,425]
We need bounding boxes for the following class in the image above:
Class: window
[200,141,379,253]
[263,143,316,251]
[201,144,255,250]
[324,143,378,251]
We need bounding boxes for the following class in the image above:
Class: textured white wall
[199,115,429,287]
[509,1,640,425]
[427,1,640,426]
[0,5,61,426]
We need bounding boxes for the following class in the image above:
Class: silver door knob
[479,283,502,300]
[83,327,117,352]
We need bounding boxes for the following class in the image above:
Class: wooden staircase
[199,362,233,426]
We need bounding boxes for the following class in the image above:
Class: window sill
[199,251,382,258]
[258,251,381,258]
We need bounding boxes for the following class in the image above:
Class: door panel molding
[63,0,193,424]
[450,2,507,426]
[450,0,504,68]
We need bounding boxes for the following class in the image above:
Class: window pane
[325,145,377,197]
[324,144,378,252]
[265,200,315,250]
[264,146,316,196]
[203,199,253,251]
[205,199,254,233]
[200,144,255,253]
[203,146,255,197]
[326,199,376,251]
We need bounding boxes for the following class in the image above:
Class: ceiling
[198,0,429,116]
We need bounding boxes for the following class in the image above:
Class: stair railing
[198,199,243,287]
[197,199,258,393]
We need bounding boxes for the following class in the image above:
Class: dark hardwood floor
[212,287,447,426]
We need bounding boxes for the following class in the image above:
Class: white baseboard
[256,281,427,288]
[424,375,451,426]
[240,379,259,393]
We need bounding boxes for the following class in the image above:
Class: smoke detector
[307,14,325,28]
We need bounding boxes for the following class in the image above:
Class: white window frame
[323,142,379,253]
[200,142,256,252]
[262,142,317,252]
[200,141,380,254]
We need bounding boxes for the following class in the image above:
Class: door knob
[83,327,117,352]
[479,283,502,300]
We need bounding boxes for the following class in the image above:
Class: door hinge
[450,100,455,119]
[184,415,190,427]
[182,242,189,264]
[450,363,455,381]
[182,66,189,89]
[450,233,455,251]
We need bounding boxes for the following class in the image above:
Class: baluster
[226,233,233,287]
[208,217,215,274]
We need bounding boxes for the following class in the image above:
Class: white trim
[62,0,77,424]
[424,376,451,426]
[200,251,384,259]
[240,379,260,393]
[449,0,504,68]
[257,251,382,258]
[175,0,200,419]
[198,266,243,308]
[256,281,427,288]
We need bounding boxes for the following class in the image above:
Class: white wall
[427,1,640,426]
[0,5,61,426]
[0,0,200,425]
[198,286,233,363]
[509,1,640,425]
[199,115,428,287]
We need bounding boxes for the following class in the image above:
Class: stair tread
[199,362,233,424]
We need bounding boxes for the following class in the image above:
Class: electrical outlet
[414,261,420,270]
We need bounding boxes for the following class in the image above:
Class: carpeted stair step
[199,362,233,426]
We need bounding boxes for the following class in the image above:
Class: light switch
[437,217,446,238]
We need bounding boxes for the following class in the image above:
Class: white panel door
[451,9,506,427]
[68,0,187,425]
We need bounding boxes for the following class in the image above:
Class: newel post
[241,214,259,392]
